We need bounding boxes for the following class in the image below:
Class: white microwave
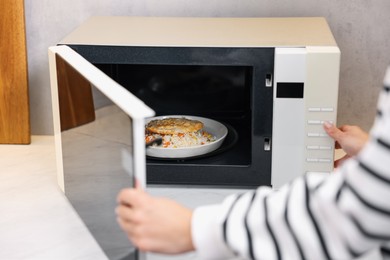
[49,17,340,260]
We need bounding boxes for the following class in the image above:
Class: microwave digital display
[276,82,304,99]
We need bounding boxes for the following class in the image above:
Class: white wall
[24,0,390,134]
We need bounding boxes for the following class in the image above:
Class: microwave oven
[49,17,340,259]
[50,16,340,190]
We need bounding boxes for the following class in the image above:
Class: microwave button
[320,146,332,150]
[307,120,334,125]
[321,107,334,112]
[307,145,319,150]
[308,133,320,137]
[308,107,321,112]
[307,158,319,162]
[319,158,331,163]
[308,120,321,125]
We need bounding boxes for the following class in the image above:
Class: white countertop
[0,136,108,260]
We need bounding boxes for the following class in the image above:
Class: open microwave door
[49,45,154,260]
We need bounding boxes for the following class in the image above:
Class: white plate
[145,115,228,159]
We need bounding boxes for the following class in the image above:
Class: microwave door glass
[48,45,154,260]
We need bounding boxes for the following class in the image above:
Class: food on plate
[146,117,204,135]
[145,117,216,148]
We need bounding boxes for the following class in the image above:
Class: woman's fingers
[116,204,135,222]
[324,121,344,142]
[117,188,148,208]
[117,215,134,233]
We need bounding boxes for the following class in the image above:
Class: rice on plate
[145,130,215,148]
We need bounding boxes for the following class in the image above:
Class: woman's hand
[116,187,195,254]
[323,122,369,167]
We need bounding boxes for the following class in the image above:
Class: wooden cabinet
[0,0,30,144]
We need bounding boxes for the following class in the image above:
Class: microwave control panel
[272,47,340,189]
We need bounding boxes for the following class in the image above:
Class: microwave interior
[64,45,274,188]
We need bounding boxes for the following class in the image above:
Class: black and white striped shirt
[192,67,390,260]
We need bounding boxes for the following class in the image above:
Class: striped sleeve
[191,66,390,260]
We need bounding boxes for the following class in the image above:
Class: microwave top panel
[59,16,338,48]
